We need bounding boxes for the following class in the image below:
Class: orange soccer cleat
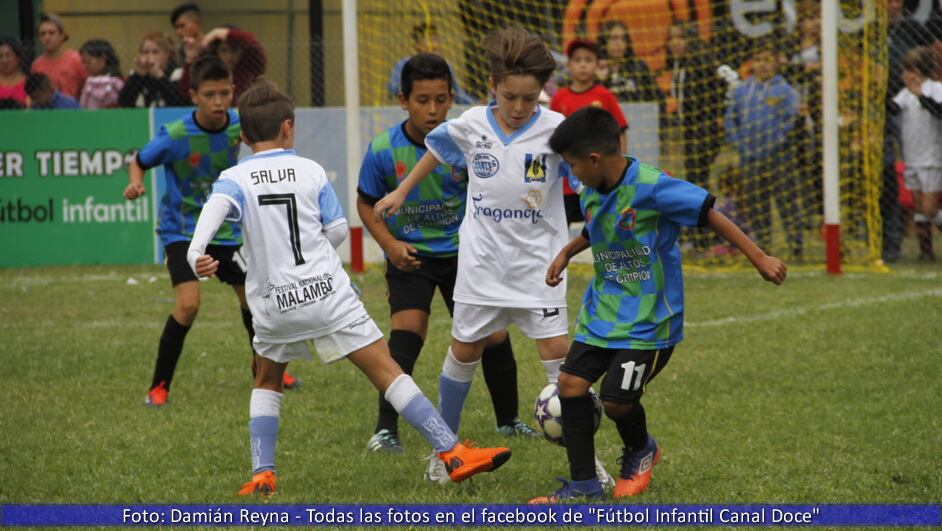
[145,381,169,407]
[613,435,661,498]
[282,370,301,390]
[437,441,511,483]
[238,470,277,496]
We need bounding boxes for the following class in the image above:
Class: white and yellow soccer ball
[533,382,602,446]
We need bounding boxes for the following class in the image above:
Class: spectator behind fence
[26,72,79,109]
[550,39,628,226]
[0,37,27,107]
[665,21,725,251]
[170,3,205,68]
[194,26,266,105]
[596,20,658,103]
[79,39,124,109]
[119,32,187,108]
[882,0,935,262]
[724,41,802,259]
[31,14,87,99]
[889,46,942,261]
[388,23,476,105]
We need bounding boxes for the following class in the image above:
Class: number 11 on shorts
[620,361,646,391]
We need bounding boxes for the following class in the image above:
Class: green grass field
[1,262,940,510]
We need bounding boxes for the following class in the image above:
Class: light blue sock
[385,374,458,453]
[248,388,282,473]
[249,416,279,473]
[438,373,472,435]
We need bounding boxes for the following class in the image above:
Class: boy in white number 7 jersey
[186,77,510,496]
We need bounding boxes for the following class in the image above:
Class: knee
[175,299,200,324]
[557,372,589,398]
[602,400,633,421]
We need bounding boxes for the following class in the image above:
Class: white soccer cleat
[595,456,615,489]
[424,453,452,485]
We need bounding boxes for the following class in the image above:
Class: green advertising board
[0,109,153,267]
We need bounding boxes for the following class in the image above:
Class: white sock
[441,347,480,383]
[932,210,942,227]
[250,388,283,418]
[541,358,564,383]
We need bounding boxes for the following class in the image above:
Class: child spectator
[30,14,87,99]
[25,72,79,109]
[0,37,28,107]
[551,39,628,223]
[724,41,802,258]
[530,106,785,503]
[388,23,476,104]
[119,32,187,108]
[596,20,658,103]
[78,39,124,109]
[890,46,942,260]
[199,26,266,104]
[665,21,725,251]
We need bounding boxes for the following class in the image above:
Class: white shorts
[253,313,384,364]
[904,166,942,193]
[451,302,568,343]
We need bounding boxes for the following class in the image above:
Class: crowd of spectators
[0,3,266,111]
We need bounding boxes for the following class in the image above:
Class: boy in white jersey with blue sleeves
[375,27,614,486]
[529,107,786,503]
[186,78,511,496]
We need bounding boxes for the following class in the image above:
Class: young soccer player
[358,53,537,455]
[186,77,511,495]
[124,55,296,407]
[551,39,628,225]
[374,27,614,486]
[529,107,786,503]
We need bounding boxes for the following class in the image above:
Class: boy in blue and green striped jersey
[357,53,535,461]
[532,107,787,503]
[124,55,296,408]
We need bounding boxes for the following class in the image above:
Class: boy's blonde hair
[238,77,295,143]
[483,27,556,86]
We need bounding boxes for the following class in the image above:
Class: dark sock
[481,334,519,427]
[560,394,597,481]
[916,221,934,257]
[241,307,258,378]
[615,401,648,452]
[151,315,191,391]
[375,330,423,434]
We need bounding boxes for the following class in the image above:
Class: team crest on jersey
[188,152,202,168]
[475,135,494,149]
[395,160,407,180]
[617,207,636,231]
[472,153,499,178]
[450,166,465,183]
[524,153,547,183]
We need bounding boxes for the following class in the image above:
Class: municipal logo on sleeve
[524,153,547,183]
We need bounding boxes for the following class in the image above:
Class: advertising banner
[0,109,152,267]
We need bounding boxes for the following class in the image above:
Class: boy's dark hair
[483,27,556,85]
[79,39,122,77]
[565,39,598,59]
[25,72,52,95]
[400,53,453,97]
[189,53,231,90]
[901,46,935,77]
[238,77,295,143]
[549,107,621,157]
[411,23,436,44]
[170,3,201,24]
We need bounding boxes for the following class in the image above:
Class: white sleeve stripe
[322,217,347,230]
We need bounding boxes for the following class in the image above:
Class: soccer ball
[533,382,602,446]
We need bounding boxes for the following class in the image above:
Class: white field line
[687,288,942,328]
